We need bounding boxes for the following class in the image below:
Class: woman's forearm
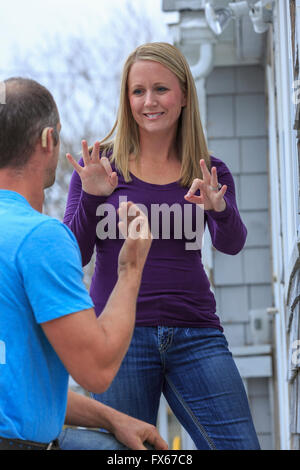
[63,169,105,266]
[206,198,247,255]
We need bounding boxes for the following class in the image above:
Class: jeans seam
[158,327,173,372]
[165,376,217,450]
[159,350,166,372]
[163,327,173,352]
[158,327,173,352]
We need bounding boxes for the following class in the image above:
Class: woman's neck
[129,129,182,185]
[137,128,178,164]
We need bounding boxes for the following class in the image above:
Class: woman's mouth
[143,112,164,120]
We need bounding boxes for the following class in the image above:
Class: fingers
[118,201,138,227]
[210,166,219,188]
[118,202,151,240]
[127,427,168,451]
[184,194,203,205]
[81,140,90,167]
[200,158,211,183]
[67,140,117,185]
[89,140,115,180]
[184,165,223,200]
[66,152,83,174]
[101,156,113,177]
[90,141,100,163]
[218,184,227,198]
[200,159,221,190]
[184,178,202,199]
[184,170,227,212]
[109,172,118,188]
[147,435,169,450]
[127,203,150,240]
[142,428,169,451]
[128,215,149,240]
[82,140,103,167]
[118,201,139,239]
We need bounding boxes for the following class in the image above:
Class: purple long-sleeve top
[63,156,247,331]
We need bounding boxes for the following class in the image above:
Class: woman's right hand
[66,140,118,196]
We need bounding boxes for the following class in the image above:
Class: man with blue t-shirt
[0,77,167,451]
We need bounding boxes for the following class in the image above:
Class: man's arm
[41,202,152,393]
[65,390,168,451]
[41,272,139,393]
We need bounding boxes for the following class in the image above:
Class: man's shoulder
[0,190,73,238]
[31,214,74,237]
[10,209,78,265]
[0,193,76,257]
[20,215,77,251]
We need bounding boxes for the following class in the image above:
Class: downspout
[190,41,215,283]
[189,42,214,78]
[171,9,216,131]
[189,42,214,133]
[165,9,217,292]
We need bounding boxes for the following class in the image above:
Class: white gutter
[190,42,214,79]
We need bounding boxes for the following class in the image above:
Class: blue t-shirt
[0,190,94,443]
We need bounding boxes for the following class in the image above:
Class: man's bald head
[0,77,59,169]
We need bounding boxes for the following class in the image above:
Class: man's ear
[41,127,51,148]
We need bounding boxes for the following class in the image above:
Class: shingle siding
[207,65,274,449]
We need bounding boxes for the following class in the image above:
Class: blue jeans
[92,327,260,450]
[58,428,129,450]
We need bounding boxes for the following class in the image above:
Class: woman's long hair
[98,42,210,187]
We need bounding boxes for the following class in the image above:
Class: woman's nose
[144,91,158,107]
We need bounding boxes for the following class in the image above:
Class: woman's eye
[133,89,143,95]
[157,86,168,92]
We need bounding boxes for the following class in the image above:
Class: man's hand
[110,410,168,451]
[117,201,152,278]
[65,390,168,450]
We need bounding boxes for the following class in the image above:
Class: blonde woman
[64,42,260,450]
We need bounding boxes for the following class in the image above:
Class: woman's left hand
[184,159,227,212]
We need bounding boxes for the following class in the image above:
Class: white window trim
[275,1,299,286]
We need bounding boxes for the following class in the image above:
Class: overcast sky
[0,0,174,76]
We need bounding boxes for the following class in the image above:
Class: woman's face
[127,60,186,137]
